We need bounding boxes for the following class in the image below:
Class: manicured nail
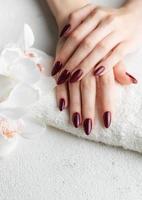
[103,111,111,128]
[70,69,83,83]
[59,98,65,111]
[94,66,105,76]
[83,118,92,135]
[60,24,71,37]
[51,61,63,76]
[72,112,81,128]
[57,69,71,85]
[126,72,138,84]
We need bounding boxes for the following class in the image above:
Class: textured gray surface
[0,0,142,200]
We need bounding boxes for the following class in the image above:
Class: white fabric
[32,49,142,153]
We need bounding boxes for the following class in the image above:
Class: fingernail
[51,61,63,76]
[103,111,111,128]
[70,69,83,83]
[57,69,71,85]
[94,66,105,76]
[59,98,65,111]
[60,24,71,37]
[126,72,138,84]
[83,118,92,135]
[72,112,81,128]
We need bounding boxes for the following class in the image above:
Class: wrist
[122,0,142,17]
[47,0,89,30]
[57,2,89,29]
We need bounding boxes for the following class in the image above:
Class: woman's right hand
[52,4,138,84]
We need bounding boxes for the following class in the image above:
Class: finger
[59,4,95,37]
[63,19,114,82]
[68,81,82,128]
[54,6,107,74]
[114,61,138,85]
[67,32,122,83]
[51,40,65,76]
[81,72,96,135]
[94,41,131,76]
[56,84,68,111]
[97,70,115,128]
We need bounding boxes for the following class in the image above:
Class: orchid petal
[0,135,18,157]
[35,75,56,95]
[27,48,53,76]
[17,24,35,51]
[0,57,8,75]
[0,75,16,103]
[9,58,40,84]
[24,24,35,50]
[1,48,22,66]
[6,83,39,107]
[0,115,21,157]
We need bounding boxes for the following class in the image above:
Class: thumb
[114,61,137,85]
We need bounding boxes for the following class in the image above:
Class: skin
[46,0,139,134]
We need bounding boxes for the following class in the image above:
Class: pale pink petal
[27,48,53,76]
[0,115,20,157]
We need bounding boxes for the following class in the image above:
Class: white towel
[32,50,142,154]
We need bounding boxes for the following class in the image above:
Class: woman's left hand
[55,39,135,134]
[52,3,142,84]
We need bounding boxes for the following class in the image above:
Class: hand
[51,3,141,84]
[49,3,137,134]
[55,40,136,134]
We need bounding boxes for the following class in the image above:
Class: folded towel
[32,51,142,154]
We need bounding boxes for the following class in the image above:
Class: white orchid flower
[0,24,56,157]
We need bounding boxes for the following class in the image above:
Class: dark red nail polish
[103,111,111,128]
[57,69,71,85]
[94,66,105,76]
[60,24,71,37]
[83,118,92,135]
[70,69,83,83]
[126,72,138,84]
[51,61,63,76]
[59,98,65,111]
[72,112,81,128]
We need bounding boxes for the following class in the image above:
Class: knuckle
[101,76,114,86]
[113,46,125,58]
[81,79,89,90]
[70,31,80,42]
[105,15,119,27]
[82,38,93,49]
[90,8,97,17]
[90,7,101,17]
[106,15,115,22]
[96,42,107,52]
[81,76,95,90]
[69,12,78,22]
[94,7,105,17]
[71,100,80,108]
